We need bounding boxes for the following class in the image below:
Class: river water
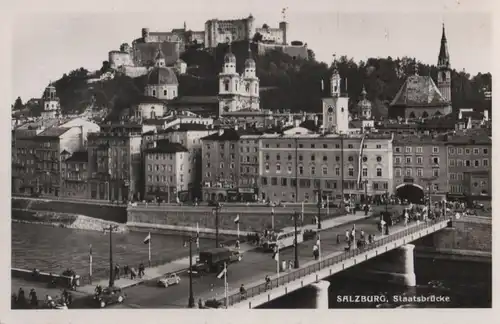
[12,222,491,308]
[11,222,214,276]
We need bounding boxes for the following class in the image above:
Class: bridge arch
[395,183,425,204]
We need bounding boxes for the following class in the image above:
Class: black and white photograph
[7,0,493,318]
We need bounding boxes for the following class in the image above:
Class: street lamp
[212,202,222,248]
[422,177,437,220]
[363,179,368,204]
[104,224,119,287]
[292,211,300,269]
[186,236,195,308]
[384,187,389,213]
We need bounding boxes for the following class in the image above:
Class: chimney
[294,119,300,127]
[484,109,489,121]
[218,128,224,136]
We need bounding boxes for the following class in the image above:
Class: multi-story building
[259,133,393,204]
[201,128,242,201]
[237,134,261,201]
[143,140,190,202]
[87,126,142,202]
[392,135,448,202]
[446,131,491,199]
[61,151,89,198]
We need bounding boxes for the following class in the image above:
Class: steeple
[330,54,341,97]
[361,85,367,98]
[438,23,450,68]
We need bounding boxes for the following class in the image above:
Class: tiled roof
[65,151,88,163]
[37,127,70,138]
[201,128,241,141]
[143,119,166,126]
[393,134,448,145]
[144,141,188,154]
[390,75,449,107]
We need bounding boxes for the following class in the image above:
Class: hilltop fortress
[108,14,308,77]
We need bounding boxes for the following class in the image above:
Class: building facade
[322,61,349,133]
[61,151,89,198]
[392,135,448,202]
[446,132,491,198]
[143,141,190,202]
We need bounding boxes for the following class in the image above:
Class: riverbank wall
[414,216,491,262]
[12,197,127,223]
[12,209,128,233]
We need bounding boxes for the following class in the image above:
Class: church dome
[147,67,178,85]
[224,52,236,64]
[244,58,256,68]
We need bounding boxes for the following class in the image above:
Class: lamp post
[422,177,436,220]
[212,202,222,248]
[316,187,322,230]
[363,179,368,204]
[384,187,389,213]
[104,224,119,287]
[186,236,195,308]
[292,211,299,269]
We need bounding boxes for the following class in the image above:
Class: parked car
[157,273,181,287]
[94,286,125,308]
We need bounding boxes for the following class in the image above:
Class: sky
[9,0,493,102]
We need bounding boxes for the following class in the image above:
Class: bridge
[223,218,451,309]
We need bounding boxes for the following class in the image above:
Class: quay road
[109,214,406,309]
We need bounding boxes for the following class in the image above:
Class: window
[433,184,439,191]
[450,173,456,180]
[265,163,269,171]
[276,154,281,161]
[147,165,152,171]
[449,159,455,166]
[376,156,382,162]
[220,162,224,169]
[457,148,463,155]
[348,156,354,162]
[276,144,280,148]
[483,148,489,155]
[311,154,315,161]
[322,166,328,175]
[281,178,288,186]
[432,157,439,165]
[348,167,354,177]
[362,167,368,177]
[265,154,269,161]
[287,163,292,173]
[416,147,423,153]
[465,148,471,155]
[335,144,340,149]
[299,155,303,161]
[311,166,316,175]
[395,168,402,177]
[474,160,479,167]
[164,90,167,96]
[406,157,412,164]
[433,169,439,177]
[311,144,315,148]
[288,154,292,161]
[405,147,412,153]
[335,167,340,176]
[416,156,423,164]
[276,163,281,172]
[376,144,382,149]
[288,144,292,148]
[224,80,229,91]
[405,168,412,177]
[335,156,340,162]
[230,163,235,169]
[299,144,303,148]
[417,168,423,177]
[465,160,471,167]
[262,177,268,185]
[362,156,368,162]
[473,148,479,155]
[376,167,382,177]
[448,147,455,154]
[323,144,328,149]
[457,173,464,180]
[348,144,354,149]
[457,159,463,167]
[432,147,439,154]
[271,177,277,185]
[323,155,327,162]
[483,159,489,167]
[395,147,402,153]
[395,157,401,164]
[299,165,304,175]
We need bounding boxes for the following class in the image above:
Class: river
[258,257,491,308]
[11,222,214,276]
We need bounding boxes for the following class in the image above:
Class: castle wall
[255,27,285,44]
[257,43,309,60]
[118,66,148,78]
[109,51,133,69]
[133,41,180,67]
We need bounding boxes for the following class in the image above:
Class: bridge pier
[381,244,416,287]
[310,280,330,309]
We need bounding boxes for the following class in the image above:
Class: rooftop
[144,141,188,154]
[65,151,88,163]
[37,127,70,138]
[390,75,449,107]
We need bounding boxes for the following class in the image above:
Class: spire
[438,23,450,68]
[332,54,338,74]
[361,85,367,98]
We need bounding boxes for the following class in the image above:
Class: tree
[13,97,23,111]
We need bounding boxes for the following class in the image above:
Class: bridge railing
[222,218,450,307]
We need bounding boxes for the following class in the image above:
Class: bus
[261,227,304,251]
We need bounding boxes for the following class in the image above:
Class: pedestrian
[345,230,350,242]
[29,288,38,308]
[17,288,26,308]
[130,267,137,280]
[289,260,293,270]
[198,298,203,308]
[336,234,340,244]
[138,263,145,278]
[115,264,120,280]
[124,265,129,276]
[312,244,319,260]
[265,275,271,290]
[360,230,365,240]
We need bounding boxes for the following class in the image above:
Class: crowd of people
[11,287,73,309]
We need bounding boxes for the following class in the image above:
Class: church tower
[322,56,349,133]
[330,58,341,98]
[243,42,260,110]
[218,42,240,116]
[41,82,61,119]
[437,23,451,102]
[154,46,166,67]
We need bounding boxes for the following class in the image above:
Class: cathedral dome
[244,58,256,68]
[147,67,178,85]
[224,52,236,64]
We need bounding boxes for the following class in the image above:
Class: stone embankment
[12,209,127,233]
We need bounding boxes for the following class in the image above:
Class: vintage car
[94,286,126,308]
[157,273,181,287]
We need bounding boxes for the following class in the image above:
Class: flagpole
[326,197,330,216]
[237,222,240,239]
[318,234,322,261]
[277,243,280,279]
[89,244,93,284]
[271,208,275,230]
[148,232,151,267]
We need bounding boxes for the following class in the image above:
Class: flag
[143,233,151,244]
[234,214,240,224]
[217,266,227,279]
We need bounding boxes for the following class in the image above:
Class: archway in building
[396,183,425,204]
[422,111,429,118]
